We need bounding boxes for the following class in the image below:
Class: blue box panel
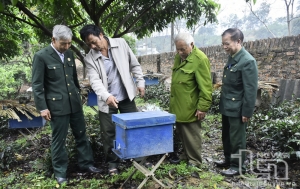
[133,76,159,86]
[112,111,176,159]
[144,76,159,85]
[87,91,97,106]
[112,111,176,129]
[87,75,161,107]
[8,112,46,129]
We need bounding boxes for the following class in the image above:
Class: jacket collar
[231,47,245,63]
[46,45,62,63]
[185,45,197,62]
[173,45,197,70]
[90,37,117,61]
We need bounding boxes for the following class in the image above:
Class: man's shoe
[56,177,68,184]
[83,166,103,173]
[214,160,230,167]
[108,167,119,176]
[187,162,197,168]
[220,168,244,177]
[169,156,181,164]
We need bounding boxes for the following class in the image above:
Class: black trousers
[98,98,138,169]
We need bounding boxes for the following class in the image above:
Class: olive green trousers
[176,120,202,166]
[50,110,94,178]
[221,115,247,172]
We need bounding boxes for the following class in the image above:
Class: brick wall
[138,34,300,83]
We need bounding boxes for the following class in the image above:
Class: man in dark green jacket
[215,28,258,176]
[32,25,102,184]
[169,33,212,167]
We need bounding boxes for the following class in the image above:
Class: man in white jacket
[80,25,145,176]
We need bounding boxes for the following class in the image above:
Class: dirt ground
[1,118,300,189]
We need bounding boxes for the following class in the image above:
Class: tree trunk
[171,22,174,51]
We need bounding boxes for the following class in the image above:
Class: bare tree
[171,22,174,51]
[284,0,296,35]
[247,1,276,37]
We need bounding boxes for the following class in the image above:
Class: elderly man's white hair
[52,25,73,40]
[174,33,194,45]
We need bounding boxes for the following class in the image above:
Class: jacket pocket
[46,65,61,79]
[224,96,242,112]
[46,94,63,112]
[228,67,241,83]
[178,68,194,85]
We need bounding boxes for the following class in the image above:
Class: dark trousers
[221,115,246,172]
[176,120,202,166]
[98,98,138,169]
[50,110,94,178]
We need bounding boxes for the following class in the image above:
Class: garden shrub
[0,141,19,171]
[143,82,170,111]
[208,89,220,114]
[248,98,300,152]
[203,86,300,152]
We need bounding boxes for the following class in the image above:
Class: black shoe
[56,177,68,184]
[83,166,103,173]
[220,168,244,177]
[108,167,119,176]
[169,156,181,164]
[187,162,197,168]
[214,160,230,167]
[191,171,199,178]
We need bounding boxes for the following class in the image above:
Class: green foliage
[0,7,32,60]
[207,89,220,114]
[143,82,170,111]
[0,63,31,100]
[83,109,103,155]
[0,0,219,62]
[205,86,300,152]
[248,98,300,152]
[0,142,17,170]
[201,114,221,142]
[122,34,137,54]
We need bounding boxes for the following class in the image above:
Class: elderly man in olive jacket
[32,25,102,184]
[169,33,212,167]
[215,28,258,177]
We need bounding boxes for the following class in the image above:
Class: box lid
[112,111,176,129]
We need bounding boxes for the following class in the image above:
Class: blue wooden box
[143,75,159,85]
[112,111,175,159]
[86,74,163,106]
[133,74,161,86]
[8,111,46,129]
[87,91,97,106]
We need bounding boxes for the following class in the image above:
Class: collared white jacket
[84,37,145,113]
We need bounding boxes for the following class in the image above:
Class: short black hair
[222,28,244,43]
[79,24,105,42]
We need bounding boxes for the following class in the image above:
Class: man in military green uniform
[169,33,212,167]
[215,28,258,176]
[32,25,102,184]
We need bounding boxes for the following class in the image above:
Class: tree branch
[101,9,126,24]
[68,21,87,29]
[247,2,276,37]
[115,18,154,37]
[79,0,92,21]
[16,2,52,36]
[0,12,38,28]
[16,1,87,67]
[90,0,96,22]
[114,0,162,37]
[95,0,115,22]
[289,15,300,22]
